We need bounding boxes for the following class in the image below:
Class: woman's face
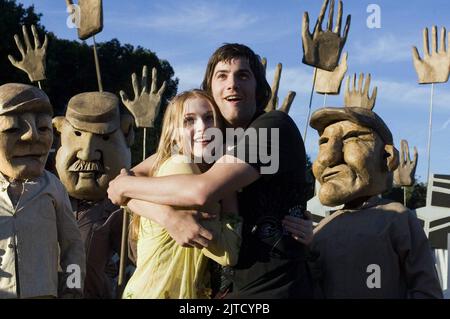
[183,97,217,160]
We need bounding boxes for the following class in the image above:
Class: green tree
[0,0,44,85]
[383,182,427,209]
[406,182,427,209]
[0,0,178,165]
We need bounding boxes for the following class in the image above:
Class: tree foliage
[383,182,427,209]
[0,0,178,165]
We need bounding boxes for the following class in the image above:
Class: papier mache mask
[53,92,134,200]
[0,83,53,180]
[310,102,399,207]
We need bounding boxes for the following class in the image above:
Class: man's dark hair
[201,43,271,112]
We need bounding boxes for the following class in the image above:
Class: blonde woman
[122,90,241,299]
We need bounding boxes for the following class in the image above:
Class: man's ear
[120,114,135,147]
[384,144,399,172]
[52,116,66,134]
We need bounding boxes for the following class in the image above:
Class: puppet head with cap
[53,92,134,200]
[310,102,399,207]
[0,83,53,180]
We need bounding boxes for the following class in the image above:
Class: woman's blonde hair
[130,89,221,241]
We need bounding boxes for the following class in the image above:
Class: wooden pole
[92,35,103,92]
[143,128,147,161]
[426,83,434,185]
[403,187,407,207]
[117,207,129,297]
[303,68,318,142]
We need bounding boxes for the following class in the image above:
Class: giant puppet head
[0,83,53,181]
[53,92,134,200]
[310,104,399,207]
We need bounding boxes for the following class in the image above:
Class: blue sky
[18,0,450,182]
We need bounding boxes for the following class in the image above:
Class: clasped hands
[108,170,314,247]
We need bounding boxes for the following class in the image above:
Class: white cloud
[268,66,315,97]
[110,1,258,36]
[265,66,315,120]
[440,118,450,130]
[173,63,205,92]
[373,79,450,110]
[352,33,413,64]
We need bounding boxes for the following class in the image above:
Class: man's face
[0,109,52,180]
[312,120,389,207]
[55,120,131,200]
[211,58,257,128]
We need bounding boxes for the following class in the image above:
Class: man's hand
[344,73,377,109]
[282,210,313,246]
[163,209,215,249]
[120,65,167,128]
[302,0,351,71]
[394,139,418,187]
[127,198,215,249]
[262,58,296,114]
[412,26,450,84]
[315,52,348,95]
[8,25,48,82]
[107,169,132,206]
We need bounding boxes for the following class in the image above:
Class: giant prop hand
[412,26,450,84]
[315,52,348,95]
[261,58,296,114]
[344,73,377,109]
[8,25,48,82]
[120,66,167,128]
[393,140,418,187]
[302,0,351,71]
[66,0,103,40]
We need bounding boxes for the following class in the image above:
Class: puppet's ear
[385,144,399,172]
[52,116,66,134]
[120,114,135,147]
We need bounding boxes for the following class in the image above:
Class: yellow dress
[123,155,242,299]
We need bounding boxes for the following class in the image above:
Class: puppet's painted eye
[2,127,19,134]
[318,137,328,145]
